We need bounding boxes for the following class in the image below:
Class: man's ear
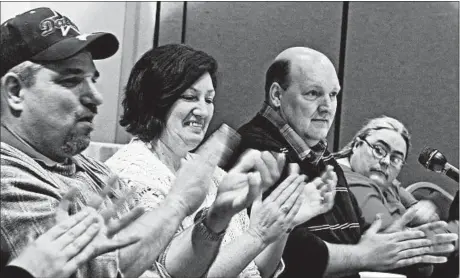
[1,73,26,112]
[268,82,283,108]
[352,139,362,152]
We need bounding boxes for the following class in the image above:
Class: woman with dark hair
[106,44,330,278]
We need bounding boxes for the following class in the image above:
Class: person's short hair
[2,61,43,88]
[264,59,290,101]
[120,44,218,142]
[334,115,411,160]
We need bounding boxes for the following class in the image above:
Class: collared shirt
[234,104,364,278]
[0,124,126,278]
[1,124,60,167]
[258,102,327,164]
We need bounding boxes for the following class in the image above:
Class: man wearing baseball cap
[0,7,228,278]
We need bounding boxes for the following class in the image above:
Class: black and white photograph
[0,2,459,278]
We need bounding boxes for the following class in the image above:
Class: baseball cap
[0,7,120,77]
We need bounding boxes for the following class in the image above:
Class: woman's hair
[120,44,218,142]
[334,115,411,160]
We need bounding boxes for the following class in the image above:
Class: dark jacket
[226,113,365,278]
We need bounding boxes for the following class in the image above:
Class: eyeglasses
[360,138,405,168]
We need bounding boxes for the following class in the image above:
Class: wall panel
[115,2,157,143]
[341,2,459,193]
[184,2,343,145]
[158,2,184,46]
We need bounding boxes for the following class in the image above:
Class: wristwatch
[193,207,226,241]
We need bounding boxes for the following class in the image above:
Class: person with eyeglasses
[334,116,438,229]
[334,115,458,277]
[225,48,457,278]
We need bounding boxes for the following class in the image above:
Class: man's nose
[81,80,103,107]
[318,94,333,113]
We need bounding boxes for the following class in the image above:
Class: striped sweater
[0,142,127,278]
[227,107,365,278]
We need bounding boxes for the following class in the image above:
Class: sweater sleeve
[348,188,369,231]
[349,186,395,230]
[0,158,122,278]
[1,265,35,278]
[399,187,419,208]
[281,229,329,278]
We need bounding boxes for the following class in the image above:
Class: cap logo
[76,34,90,41]
[39,9,80,37]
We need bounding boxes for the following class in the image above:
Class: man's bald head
[264,47,337,102]
[264,46,341,146]
[274,46,328,62]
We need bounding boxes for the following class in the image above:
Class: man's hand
[10,184,144,278]
[58,176,146,259]
[248,173,306,245]
[292,165,337,227]
[10,208,102,278]
[410,221,458,256]
[382,206,457,257]
[383,206,419,233]
[411,200,440,225]
[231,149,285,190]
[358,215,450,271]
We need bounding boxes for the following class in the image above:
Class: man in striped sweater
[226,47,456,278]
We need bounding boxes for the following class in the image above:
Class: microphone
[418,147,459,183]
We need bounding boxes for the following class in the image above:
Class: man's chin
[61,135,91,156]
[369,175,389,188]
[304,132,328,146]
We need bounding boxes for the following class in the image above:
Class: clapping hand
[376,207,458,264]
[358,214,450,272]
[168,154,218,217]
[58,176,146,259]
[248,171,307,244]
[209,150,285,226]
[410,200,440,225]
[383,206,457,255]
[9,207,102,278]
[292,165,337,227]
[8,182,144,278]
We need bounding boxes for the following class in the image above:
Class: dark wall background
[341,2,459,194]
[154,1,459,194]
[185,2,343,147]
